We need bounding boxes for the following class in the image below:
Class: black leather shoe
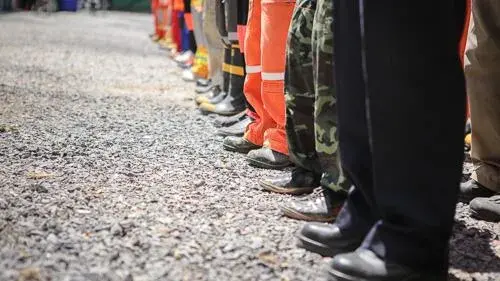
[214,110,247,128]
[195,86,225,105]
[216,116,251,137]
[470,195,500,222]
[260,167,320,195]
[297,223,363,257]
[328,249,446,281]
[199,91,246,116]
[246,147,292,169]
[223,136,261,154]
[281,187,346,222]
[459,180,496,203]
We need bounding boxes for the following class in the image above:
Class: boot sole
[327,269,440,281]
[199,108,244,117]
[281,206,336,222]
[246,157,292,170]
[259,181,315,195]
[223,143,259,154]
[296,233,338,257]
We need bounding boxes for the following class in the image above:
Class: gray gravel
[0,11,499,281]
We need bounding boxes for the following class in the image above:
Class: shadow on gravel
[449,220,500,274]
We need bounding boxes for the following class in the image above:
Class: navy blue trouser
[333,0,466,272]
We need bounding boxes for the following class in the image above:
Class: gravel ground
[0,11,499,281]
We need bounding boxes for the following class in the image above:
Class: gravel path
[0,11,499,281]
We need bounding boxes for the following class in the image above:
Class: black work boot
[214,110,247,128]
[459,180,496,203]
[470,195,500,222]
[259,167,320,195]
[246,147,292,169]
[328,249,446,281]
[281,187,346,222]
[223,136,261,154]
[297,223,364,257]
[216,116,252,137]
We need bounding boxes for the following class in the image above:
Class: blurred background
[0,0,150,13]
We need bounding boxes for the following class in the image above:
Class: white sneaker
[174,51,194,64]
[182,69,195,82]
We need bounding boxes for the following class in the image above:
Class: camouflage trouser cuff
[320,172,350,193]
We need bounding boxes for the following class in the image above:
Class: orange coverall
[243,0,295,155]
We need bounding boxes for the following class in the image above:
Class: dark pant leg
[285,0,322,173]
[332,0,376,236]
[358,0,466,272]
[183,0,197,53]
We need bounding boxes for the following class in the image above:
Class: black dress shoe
[281,187,346,222]
[214,110,247,128]
[459,180,496,203]
[223,136,261,154]
[328,249,446,281]
[297,223,363,257]
[246,147,292,169]
[216,116,252,137]
[259,167,320,195]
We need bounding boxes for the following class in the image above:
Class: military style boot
[259,167,320,195]
[246,147,292,169]
[281,186,346,222]
[223,136,261,154]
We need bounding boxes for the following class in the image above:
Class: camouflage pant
[285,0,349,191]
[313,0,349,191]
[285,0,321,175]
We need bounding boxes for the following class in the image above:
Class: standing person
[222,0,295,169]
[299,0,467,280]
[197,0,224,95]
[460,0,500,221]
[198,0,247,117]
[261,0,348,223]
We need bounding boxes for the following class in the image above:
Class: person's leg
[465,0,500,194]
[183,0,197,54]
[259,0,295,156]
[464,0,500,222]
[259,0,320,195]
[326,0,466,278]
[242,0,270,147]
[285,0,320,174]
[312,0,349,194]
[203,0,224,88]
[297,0,374,256]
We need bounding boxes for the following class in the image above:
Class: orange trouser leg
[152,0,160,35]
[244,0,275,147]
[260,0,295,155]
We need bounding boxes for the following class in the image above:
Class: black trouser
[333,0,466,272]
